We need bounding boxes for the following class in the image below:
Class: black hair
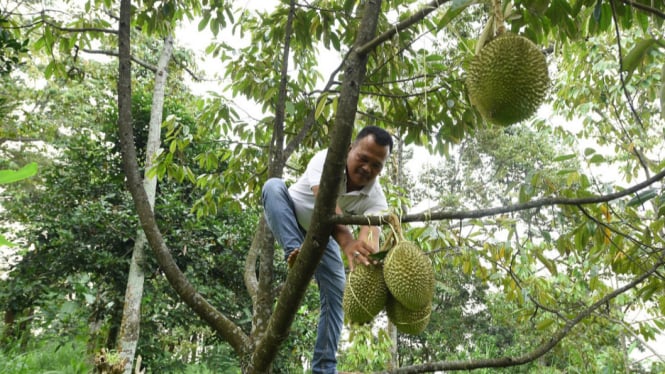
[355,126,393,153]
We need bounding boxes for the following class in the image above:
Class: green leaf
[285,101,295,115]
[592,0,602,21]
[518,184,530,203]
[535,250,557,275]
[589,154,605,163]
[437,0,479,29]
[0,162,38,184]
[314,93,328,120]
[0,235,15,247]
[553,153,576,162]
[658,202,665,218]
[369,251,388,261]
[198,11,211,31]
[622,38,656,82]
[536,318,555,330]
[626,188,657,207]
[462,259,472,274]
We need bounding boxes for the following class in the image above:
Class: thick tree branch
[334,167,665,225]
[384,259,665,373]
[115,0,249,358]
[249,1,384,372]
[268,0,296,175]
[243,0,296,361]
[244,225,262,298]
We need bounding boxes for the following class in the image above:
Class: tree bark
[1,309,16,347]
[116,0,250,359]
[116,35,174,374]
[247,1,384,372]
[244,1,296,365]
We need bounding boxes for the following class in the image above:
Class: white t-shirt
[288,150,388,230]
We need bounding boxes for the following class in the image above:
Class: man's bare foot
[287,248,300,268]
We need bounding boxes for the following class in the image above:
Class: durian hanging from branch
[342,214,435,335]
[466,0,550,127]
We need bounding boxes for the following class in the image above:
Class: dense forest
[1,0,665,373]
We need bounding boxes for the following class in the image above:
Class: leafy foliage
[0,16,28,76]
[0,62,260,368]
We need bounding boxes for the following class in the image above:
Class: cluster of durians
[342,241,435,335]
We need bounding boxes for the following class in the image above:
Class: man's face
[346,135,390,191]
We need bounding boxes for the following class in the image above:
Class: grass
[0,339,92,374]
[0,337,239,374]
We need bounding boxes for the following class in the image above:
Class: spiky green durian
[383,241,435,311]
[343,263,388,325]
[466,34,549,126]
[386,295,432,335]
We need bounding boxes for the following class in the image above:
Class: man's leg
[261,178,304,260]
[311,238,346,374]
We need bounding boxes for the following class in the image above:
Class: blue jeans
[262,178,345,374]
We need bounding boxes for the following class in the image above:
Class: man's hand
[310,186,380,271]
[342,239,376,271]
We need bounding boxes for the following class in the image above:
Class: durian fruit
[383,241,435,311]
[466,33,549,126]
[386,294,431,335]
[342,263,388,324]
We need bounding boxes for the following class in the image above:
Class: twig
[609,0,646,130]
[356,0,450,56]
[81,48,156,72]
[615,0,665,18]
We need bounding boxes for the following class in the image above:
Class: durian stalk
[493,0,505,35]
[475,15,495,55]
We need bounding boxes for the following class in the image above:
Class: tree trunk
[18,307,33,349]
[115,0,251,356]
[1,309,15,346]
[116,35,174,374]
[248,1,383,372]
[1,307,33,349]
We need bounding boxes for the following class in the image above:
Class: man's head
[346,126,393,191]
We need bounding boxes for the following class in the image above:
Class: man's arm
[312,186,377,271]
